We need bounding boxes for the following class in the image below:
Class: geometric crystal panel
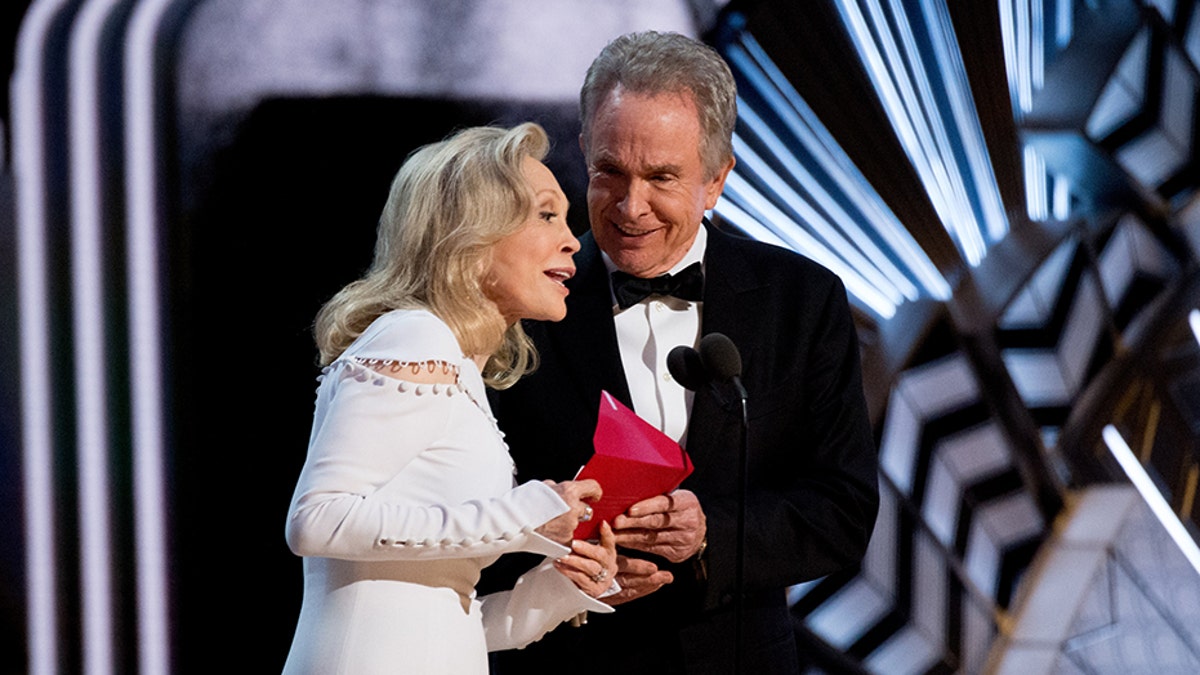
[799,339,1048,672]
[1064,555,1200,673]
[999,238,1107,411]
[1096,214,1178,309]
[992,486,1200,674]
[803,575,894,650]
[965,492,1044,600]
[1002,285,1104,407]
[999,238,1076,330]
[923,423,1020,550]
[1114,46,1196,189]
[879,354,982,495]
[1086,27,1150,141]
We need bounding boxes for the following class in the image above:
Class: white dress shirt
[602,226,706,447]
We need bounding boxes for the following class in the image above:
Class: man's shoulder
[709,224,842,287]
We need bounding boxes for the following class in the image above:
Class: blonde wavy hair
[314,122,550,389]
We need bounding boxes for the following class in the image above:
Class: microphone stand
[669,339,748,674]
[732,377,748,675]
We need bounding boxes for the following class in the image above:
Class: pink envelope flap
[572,391,694,540]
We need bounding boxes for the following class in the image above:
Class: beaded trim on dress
[352,357,461,379]
[317,358,464,397]
[317,359,509,461]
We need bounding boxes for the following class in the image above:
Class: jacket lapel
[547,225,765,472]
[698,225,767,352]
[684,225,768,468]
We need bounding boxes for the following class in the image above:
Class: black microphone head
[667,345,709,391]
[699,332,742,382]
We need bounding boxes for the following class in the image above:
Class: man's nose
[615,180,651,219]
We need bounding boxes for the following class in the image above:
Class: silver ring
[590,568,607,583]
[580,505,594,523]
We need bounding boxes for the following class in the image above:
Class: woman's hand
[534,479,602,545]
[553,522,619,598]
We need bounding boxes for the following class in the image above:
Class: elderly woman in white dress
[282,122,618,674]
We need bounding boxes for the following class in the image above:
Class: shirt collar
[602,225,707,307]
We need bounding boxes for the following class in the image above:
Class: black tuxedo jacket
[486,224,879,675]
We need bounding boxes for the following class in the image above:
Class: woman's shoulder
[344,309,463,363]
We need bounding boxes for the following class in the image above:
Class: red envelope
[572,391,694,540]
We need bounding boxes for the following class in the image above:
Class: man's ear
[704,156,736,211]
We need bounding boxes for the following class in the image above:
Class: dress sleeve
[481,559,615,652]
[285,357,570,562]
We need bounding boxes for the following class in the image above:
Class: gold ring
[580,505,594,523]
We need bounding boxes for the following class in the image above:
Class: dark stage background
[6,1,1200,674]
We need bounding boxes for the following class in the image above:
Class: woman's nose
[561,221,581,253]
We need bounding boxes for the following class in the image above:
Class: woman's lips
[544,268,574,286]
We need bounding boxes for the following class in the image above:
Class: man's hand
[602,555,674,606]
[611,489,706,563]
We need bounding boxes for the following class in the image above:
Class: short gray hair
[580,30,737,178]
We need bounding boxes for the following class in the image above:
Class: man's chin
[601,248,653,275]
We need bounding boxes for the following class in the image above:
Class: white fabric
[604,226,706,444]
[282,309,612,675]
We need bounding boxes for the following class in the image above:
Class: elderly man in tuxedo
[487,30,879,675]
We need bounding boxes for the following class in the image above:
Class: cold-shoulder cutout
[353,357,460,385]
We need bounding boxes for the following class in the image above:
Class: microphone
[665,344,707,475]
[698,333,746,400]
[667,344,709,392]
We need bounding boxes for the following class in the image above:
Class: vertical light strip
[835,0,1005,265]
[732,131,907,305]
[888,0,989,258]
[13,1,72,672]
[713,197,791,249]
[735,106,917,302]
[1000,0,1049,116]
[68,1,120,672]
[1189,309,1200,347]
[998,0,1026,115]
[1023,145,1048,221]
[1052,174,1071,220]
[879,0,981,258]
[853,0,970,248]
[726,34,952,301]
[1103,425,1200,575]
[922,0,1010,242]
[125,1,173,672]
[718,180,899,318]
[1016,0,1033,112]
[1031,0,1045,92]
[1055,0,1074,49]
[718,193,899,319]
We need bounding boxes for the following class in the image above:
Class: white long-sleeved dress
[281,309,610,674]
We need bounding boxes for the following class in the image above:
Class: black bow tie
[611,262,704,310]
